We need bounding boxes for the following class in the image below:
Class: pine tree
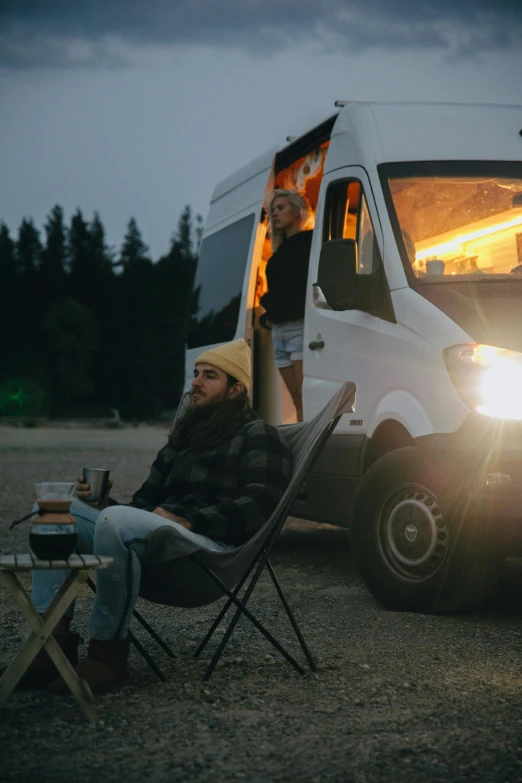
[68,209,92,307]
[173,205,193,260]
[154,207,200,408]
[87,212,118,412]
[65,209,114,413]
[16,217,42,276]
[119,217,150,268]
[0,222,16,287]
[89,212,115,279]
[0,223,18,384]
[170,205,203,260]
[40,298,99,416]
[114,218,159,417]
[195,213,204,253]
[13,218,43,377]
[40,205,67,302]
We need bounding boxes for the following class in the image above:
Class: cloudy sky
[1,0,521,258]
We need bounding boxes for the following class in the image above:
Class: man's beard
[169,393,253,451]
[189,387,224,406]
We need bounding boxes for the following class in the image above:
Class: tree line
[0,205,201,420]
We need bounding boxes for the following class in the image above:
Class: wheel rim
[376,483,449,582]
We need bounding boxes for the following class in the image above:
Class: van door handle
[308,340,325,350]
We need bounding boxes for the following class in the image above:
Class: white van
[185,101,522,613]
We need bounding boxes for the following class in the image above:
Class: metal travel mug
[82,468,111,502]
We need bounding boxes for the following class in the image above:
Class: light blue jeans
[31,498,231,640]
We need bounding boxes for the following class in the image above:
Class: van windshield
[380,162,522,282]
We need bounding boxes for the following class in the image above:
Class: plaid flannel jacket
[130,420,291,546]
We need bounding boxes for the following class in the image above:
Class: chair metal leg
[196,549,268,672]
[197,562,305,681]
[194,556,258,658]
[194,593,234,659]
[265,559,317,671]
[131,608,176,659]
[86,549,316,683]
[127,629,167,682]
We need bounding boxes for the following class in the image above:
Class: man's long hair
[169,375,257,451]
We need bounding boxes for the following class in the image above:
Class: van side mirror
[316,239,357,310]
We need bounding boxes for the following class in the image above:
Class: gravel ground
[1,425,522,783]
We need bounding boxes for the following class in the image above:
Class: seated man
[22,338,291,693]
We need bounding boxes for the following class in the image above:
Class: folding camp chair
[97,382,356,682]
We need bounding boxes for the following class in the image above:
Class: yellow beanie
[195,338,252,391]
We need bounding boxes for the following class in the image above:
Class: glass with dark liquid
[31,483,78,560]
[29,527,78,560]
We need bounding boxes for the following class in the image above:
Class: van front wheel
[350,447,499,614]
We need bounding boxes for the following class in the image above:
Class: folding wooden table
[0,553,112,722]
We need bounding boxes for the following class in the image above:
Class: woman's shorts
[271,319,304,368]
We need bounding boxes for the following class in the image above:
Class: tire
[350,447,500,614]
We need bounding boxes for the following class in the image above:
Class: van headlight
[444,344,522,421]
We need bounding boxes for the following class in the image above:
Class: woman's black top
[260,230,313,324]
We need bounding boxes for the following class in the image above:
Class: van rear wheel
[350,447,499,614]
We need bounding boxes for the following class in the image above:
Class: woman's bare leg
[278,360,303,422]
[291,360,304,421]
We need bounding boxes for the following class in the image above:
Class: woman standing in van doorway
[260,189,314,422]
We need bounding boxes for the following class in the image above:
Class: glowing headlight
[444,343,522,421]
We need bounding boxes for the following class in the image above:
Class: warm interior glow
[255,141,330,305]
[416,213,522,261]
[273,141,330,219]
[389,173,522,279]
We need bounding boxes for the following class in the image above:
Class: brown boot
[47,636,130,695]
[0,618,81,691]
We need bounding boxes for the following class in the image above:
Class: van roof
[334,101,522,167]
[209,101,522,207]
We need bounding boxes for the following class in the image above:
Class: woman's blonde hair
[266,189,312,250]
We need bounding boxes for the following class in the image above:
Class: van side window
[357,195,377,276]
[187,214,256,349]
[318,179,395,322]
[322,180,360,243]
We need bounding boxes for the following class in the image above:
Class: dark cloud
[1,0,521,69]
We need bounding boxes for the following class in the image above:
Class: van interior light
[416,215,522,261]
[444,344,522,421]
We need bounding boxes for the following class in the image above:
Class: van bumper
[416,413,522,553]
